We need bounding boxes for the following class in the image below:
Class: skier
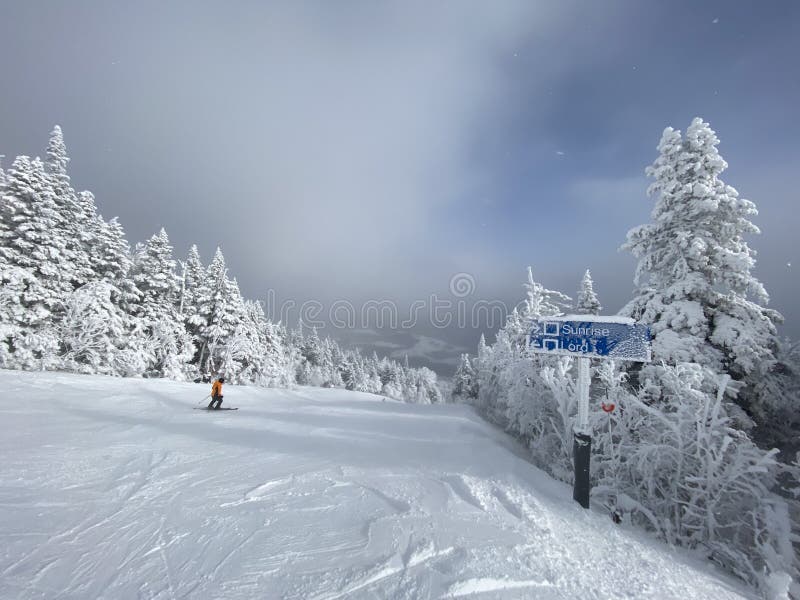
[208,377,225,410]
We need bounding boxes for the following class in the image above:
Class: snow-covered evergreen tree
[179,245,205,320]
[520,267,570,328]
[45,126,70,192]
[323,339,344,387]
[72,190,104,284]
[575,269,601,315]
[468,266,570,426]
[468,268,573,452]
[365,354,382,394]
[45,125,94,288]
[128,229,193,377]
[131,228,179,322]
[0,266,60,370]
[622,117,782,422]
[246,316,276,385]
[266,320,296,387]
[215,284,259,382]
[301,326,324,367]
[94,216,140,311]
[0,156,73,302]
[452,353,477,400]
[195,248,243,375]
[0,154,6,260]
[0,156,70,368]
[415,367,442,403]
[58,280,132,375]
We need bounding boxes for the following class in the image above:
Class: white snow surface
[0,371,754,599]
[550,315,636,324]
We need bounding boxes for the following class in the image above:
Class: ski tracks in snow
[0,373,752,600]
[302,471,560,599]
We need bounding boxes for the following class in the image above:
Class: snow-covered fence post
[530,314,651,509]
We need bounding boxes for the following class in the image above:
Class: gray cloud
[1,1,607,291]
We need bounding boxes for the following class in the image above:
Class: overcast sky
[1,1,798,373]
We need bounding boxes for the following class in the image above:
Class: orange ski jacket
[211,380,223,397]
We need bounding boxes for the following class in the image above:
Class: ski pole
[197,394,211,405]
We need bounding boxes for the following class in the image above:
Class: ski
[194,407,239,411]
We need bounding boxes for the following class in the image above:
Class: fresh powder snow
[0,371,754,599]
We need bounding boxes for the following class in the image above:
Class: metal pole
[573,357,591,508]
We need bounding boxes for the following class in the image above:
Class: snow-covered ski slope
[0,371,754,599]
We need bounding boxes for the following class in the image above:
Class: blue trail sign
[529,316,651,363]
[528,314,651,509]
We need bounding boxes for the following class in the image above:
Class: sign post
[573,356,591,508]
[529,315,651,509]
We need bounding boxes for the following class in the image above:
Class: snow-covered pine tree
[473,333,489,388]
[416,366,442,403]
[365,354,382,393]
[612,119,797,587]
[195,248,243,375]
[339,352,356,390]
[131,228,180,322]
[0,154,8,263]
[215,278,253,381]
[0,157,69,367]
[231,300,274,385]
[93,217,128,280]
[74,191,106,283]
[303,327,323,365]
[0,154,6,261]
[345,350,368,392]
[58,280,131,375]
[473,268,573,453]
[509,268,572,445]
[0,156,73,302]
[93,216,140,310]
[314,337,335,386]
[622,117,782,423]
[179,244,205,322]
[575,269,601,315]
[149,318,194,381]
[45,126,70,194]
[452,353,477,400]
[506,267,574,481]
[129,228,192,377]
[265,320,296,387]
[0,266,59,369]
[0,155,6,230]
[323,338,344,387]
[179,244,208,371]
[289,319,304,350]
[0,156,72,372]
[45,126,94,288]
[377,357,400,398]
[520,266,571,331]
